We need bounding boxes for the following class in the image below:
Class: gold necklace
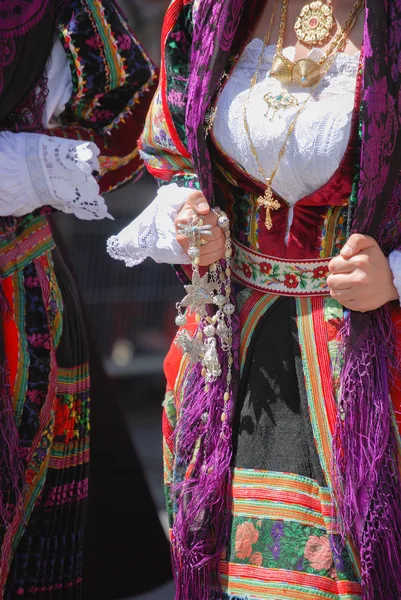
[243,0,363,231]
[294,0,335,47]
[271,0,364,87]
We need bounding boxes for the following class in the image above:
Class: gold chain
[243,0,364,230]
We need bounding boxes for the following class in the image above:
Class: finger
[198,249,226,267]
[175,208,219,229]
[177,235,225,254]
[328,256,356,274]
[330,289,355,303]
[186,191,210,215]
[201,226,224,243]
[199,239,226,256]
[176,225,223,246]
[326,273,354,291]
[341,234,376,258]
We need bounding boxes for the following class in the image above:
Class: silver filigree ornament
[175,330,204,364]
[181,272,218,317]
[174,208,234,435]
[203,338,221,381]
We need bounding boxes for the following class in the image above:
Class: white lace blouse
[0,37,110,221]
[213,40,360,204]
[108,39,401,296]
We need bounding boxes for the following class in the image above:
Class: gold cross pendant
[257,181,280,230]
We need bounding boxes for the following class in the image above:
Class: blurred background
[54,2,178,598]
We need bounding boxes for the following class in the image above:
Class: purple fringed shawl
[180,0,401,598]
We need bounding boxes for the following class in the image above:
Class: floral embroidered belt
[231,239,331,297]
[0,215,55,279]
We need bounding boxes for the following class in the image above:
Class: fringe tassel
[171,314,240,600]
[333,307,401,600]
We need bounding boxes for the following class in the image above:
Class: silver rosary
[175,208,234,406]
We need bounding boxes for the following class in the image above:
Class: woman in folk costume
[0,0,161,597]
[108,0,401,598]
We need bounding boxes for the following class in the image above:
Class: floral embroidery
[226,516,358,582]
[235,522,259,559]
[313,266,329,279]
[232,240,331,295]
[304,535,333,571]
[259,262,272,275]
[284,274,299,289]
[242,263,252,278]
[249,551,263,566]
[168,89,186,108]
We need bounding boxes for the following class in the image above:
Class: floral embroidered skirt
[0,213,89,598]
[163,290,368,600]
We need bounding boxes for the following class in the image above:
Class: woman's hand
[174,191,226,266]
[327,234,399,312]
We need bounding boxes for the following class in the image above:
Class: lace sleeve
[0,131,110,220]
[107,183,192,266]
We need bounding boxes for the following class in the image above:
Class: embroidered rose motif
[328,566,339,581]
[249,552,263,567]
[284,273,299,289]
[26,468,36,485]
[313,266,329,279]
[168,89,186,108]
[54,401,71,439]
[235,522,259,560]
[242,263,252,278]
[117,34,132,50]
[260,262,272,275]
[85,34,102,49]
[304,535,333,571]
[27,333,51,350]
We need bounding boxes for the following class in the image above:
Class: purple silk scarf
[183,0,401,598]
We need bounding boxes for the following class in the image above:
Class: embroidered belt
[0,216,55,279]
[231,239,331,297]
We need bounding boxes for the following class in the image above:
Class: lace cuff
[0,131,110,220]
[389,250,401,305]
[107,183,192,266]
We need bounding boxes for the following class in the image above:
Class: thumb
[187,191,210,215]
[341,233,376,258]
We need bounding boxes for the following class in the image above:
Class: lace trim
[107,183,192,267]
[25,134,53,205]
[39,137,111,220]
[106,234,151,267]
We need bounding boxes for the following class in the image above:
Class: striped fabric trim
[57,364,90,394]
[10,270,29,426]
[232,469,336,533]
[295,298,360,577]
[219,563,361,600]
[0,218,54,279]
[49,447,90,470]
[239,292,277,376]
[296,298,334,489]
